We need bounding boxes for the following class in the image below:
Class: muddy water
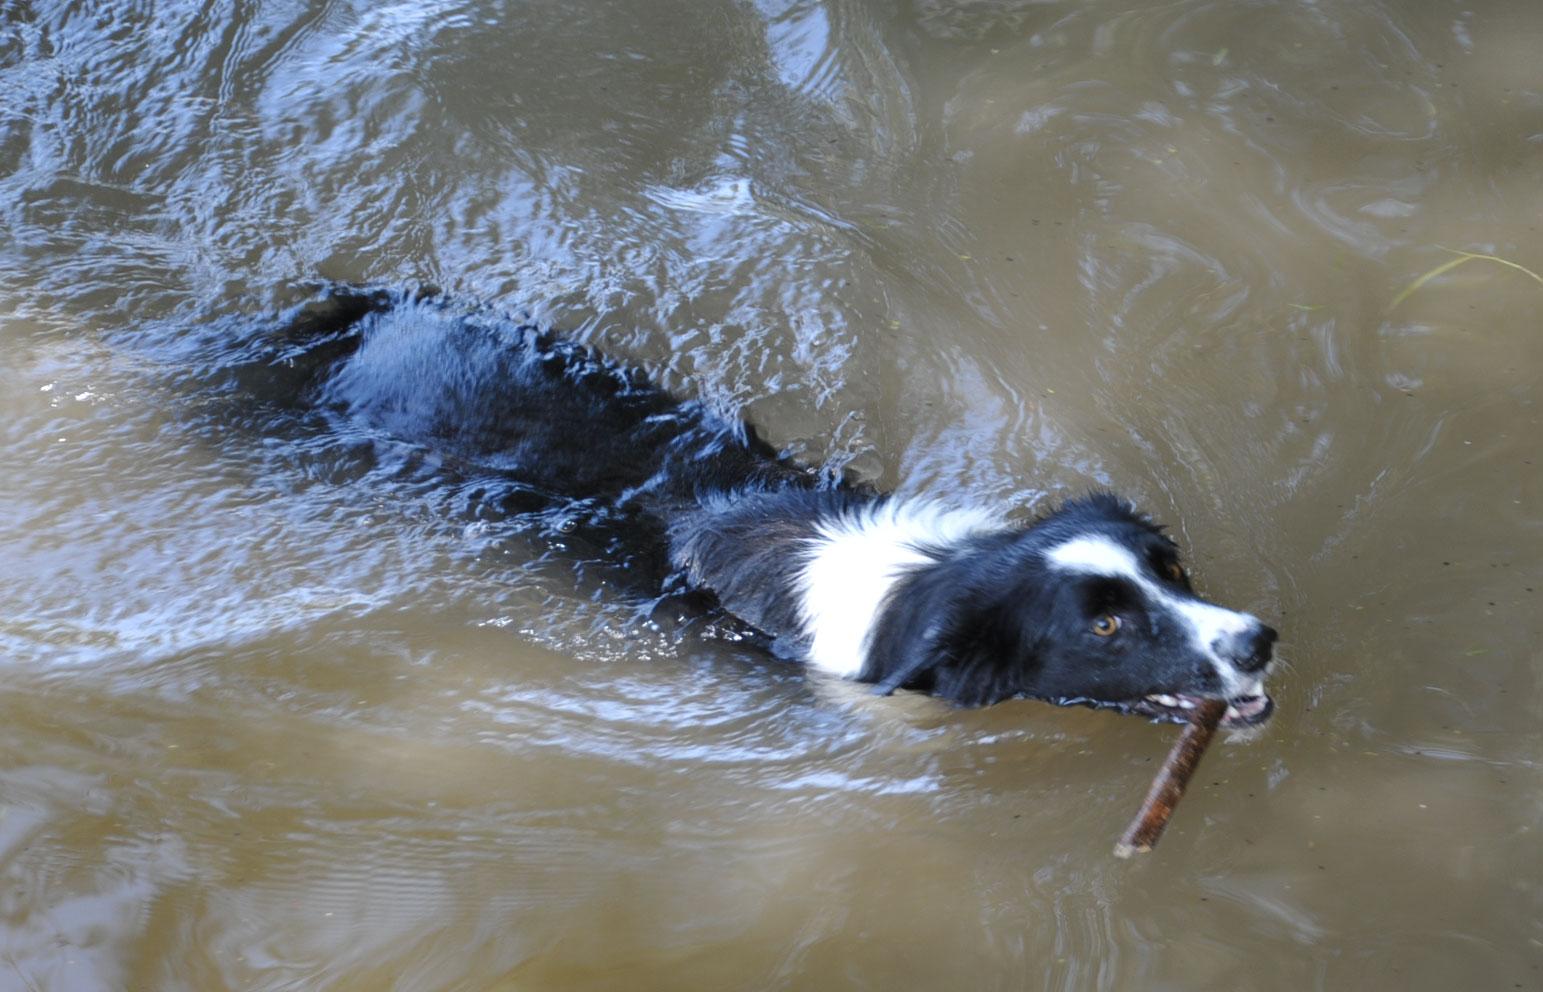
[2,0,1541,989]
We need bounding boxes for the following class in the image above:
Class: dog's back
[267,288,800,505]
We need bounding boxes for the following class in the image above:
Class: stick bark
[1113,698,1227,858]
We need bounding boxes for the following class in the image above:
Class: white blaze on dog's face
[1045,533,1276,723]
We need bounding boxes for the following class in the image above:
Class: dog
[260,286,1276,727]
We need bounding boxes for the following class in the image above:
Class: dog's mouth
[1041,687,1274,727]
[1133,690,1274,728]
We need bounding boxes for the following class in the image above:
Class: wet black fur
[674,485,1241,710]
[258,287,1255,715]
[860,496,1225,708]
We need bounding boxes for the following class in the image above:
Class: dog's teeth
[1176,697,1195,709]
[1147,694,1181,707]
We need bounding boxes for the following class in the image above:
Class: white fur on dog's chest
[794,500,1001,677]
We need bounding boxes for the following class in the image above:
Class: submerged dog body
[266,288,1275,725]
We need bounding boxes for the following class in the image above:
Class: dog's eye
[1091,614,1121,637]
[1165,562,1185,582]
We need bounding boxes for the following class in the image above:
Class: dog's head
[867,494,1277,726]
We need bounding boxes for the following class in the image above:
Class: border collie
[263,287,1276,727]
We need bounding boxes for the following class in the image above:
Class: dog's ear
[936,569,1064,705]
[869,617,952,696]
[864,542,1055,701]
[864,565,977,695]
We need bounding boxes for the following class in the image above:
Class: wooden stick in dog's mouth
[1113,697,1227,858]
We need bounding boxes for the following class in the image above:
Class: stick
[1113,698,1227,858]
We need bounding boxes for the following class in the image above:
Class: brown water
[2,1,1541,989]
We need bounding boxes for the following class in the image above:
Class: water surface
[2,1,1541,989]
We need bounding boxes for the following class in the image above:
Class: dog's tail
[226,283,417,402]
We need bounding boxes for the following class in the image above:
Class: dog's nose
[1217,623,1277,673]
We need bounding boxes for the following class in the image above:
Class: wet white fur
[796,501,1001,677]
[1046,535,1263,697]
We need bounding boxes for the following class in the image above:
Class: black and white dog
[263,287,1276,727]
